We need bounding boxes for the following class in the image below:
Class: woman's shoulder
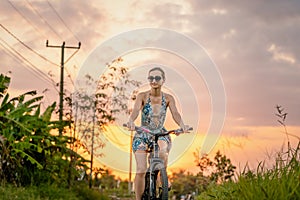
[137,91,149,100]
[163,92,175,101]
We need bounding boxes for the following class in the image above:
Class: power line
[25,0,63,41]
[64,66,75,87]
[6,0,48,39]
[7,0,62,62]
[5,0,80,100]
[3,0,75,90]
[0,37,58,91]
[42,0,82,86]
[0,22,75,93]
[1,42,55,112]
[64,48,80,65]
[0,41,58,112]
[63,48,80,86]
[0,39,57,91]
[0,24,59,67]
[46,0,80,42]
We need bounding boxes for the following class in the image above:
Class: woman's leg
[134,150,147,200]
[158,140,169,168]
[158,140,171,188]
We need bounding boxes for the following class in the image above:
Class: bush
[0,184,78,200]
[0,183,109,200]
[197,142,300,200]
[73,183,110,200]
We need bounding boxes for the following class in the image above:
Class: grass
[197,142,300,200]
[1,147,298,200]
[1,106,298,200]
[0,183,109,200]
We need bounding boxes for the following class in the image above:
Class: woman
[127,67,189,200]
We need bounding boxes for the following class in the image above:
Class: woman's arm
[167,94,187,130]
[127,92,144,130]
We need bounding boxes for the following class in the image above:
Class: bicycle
[124,124,193,200]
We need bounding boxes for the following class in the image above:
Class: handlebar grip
[123,123,140,132]
[178,127,193,132]
[123,124,193,134]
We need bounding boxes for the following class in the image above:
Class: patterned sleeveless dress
[132,93,172,152]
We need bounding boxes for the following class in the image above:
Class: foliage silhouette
[0,74,88,186]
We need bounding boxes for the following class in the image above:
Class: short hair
[148,67,165,80]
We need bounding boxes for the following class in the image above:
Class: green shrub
[73,183,110,200]
[0,183,110,200]
[197,143,300,200]
[0,184,78,200]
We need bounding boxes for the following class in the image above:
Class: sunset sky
[1,0,299,180]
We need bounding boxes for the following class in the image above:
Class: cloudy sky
[1,0,300,178]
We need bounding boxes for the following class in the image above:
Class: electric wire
[1,42,54,111]
[0,24,59,67]
[6,0,79,91]
[4,0,80,120]
[0,37,59,92]
[6,0,48,40]
[0,40,57,91]
[43,0,83,86]
[1,24,74,95]
[63,48,80,87]
[64,48,80,65]
[25,0,63,41]
[64,67,75,87]
[22,0,62,64]
[46,0,81,42]
[6,0,62,64]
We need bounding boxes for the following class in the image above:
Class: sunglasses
[148,76,162,82]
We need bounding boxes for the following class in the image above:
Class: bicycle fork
[148,157,166,199]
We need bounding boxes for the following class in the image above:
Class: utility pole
[128,130,133,193]
[89,100,96,189]
[46,40,81,136]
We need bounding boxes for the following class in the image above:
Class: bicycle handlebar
[123,124,193,136]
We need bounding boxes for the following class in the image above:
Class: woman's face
[148,70,164,89]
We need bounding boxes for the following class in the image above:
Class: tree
[211,151,236,183]
[170,169,210,198]
[0,74,88,186]
[194,150,236,183]
[70,58,140,187]
[71,58,140,153]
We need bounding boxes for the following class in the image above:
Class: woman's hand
[127,121,135,131]
[181,125,191,133]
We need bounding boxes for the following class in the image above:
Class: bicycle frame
[124,125,193,200]
[148,134,167,199]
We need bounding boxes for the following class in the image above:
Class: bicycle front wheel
[158,168,169,200]
[152,167,168,200]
